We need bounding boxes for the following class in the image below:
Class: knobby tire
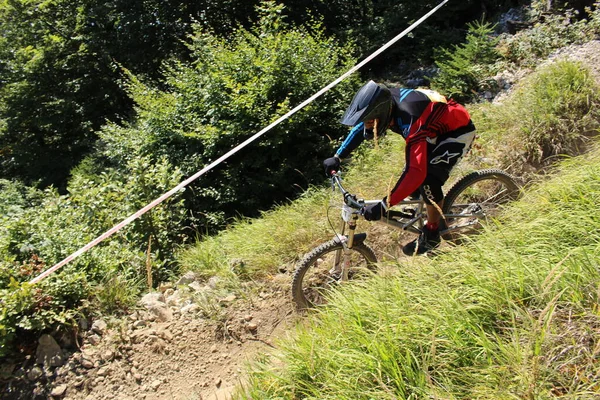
[292,239,377,310]
[441,169,520,241]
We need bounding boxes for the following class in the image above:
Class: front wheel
[292,239,377,311]
[441,169,520,241]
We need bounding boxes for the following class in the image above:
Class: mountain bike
[291,169,520,310]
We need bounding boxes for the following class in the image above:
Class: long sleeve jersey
[335,88,472,206]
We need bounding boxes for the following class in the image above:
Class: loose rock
[36,334,64,367]
[91,319,108,335]
[50,384,67,397]
[26,366,43,381]
[175,271,197,286]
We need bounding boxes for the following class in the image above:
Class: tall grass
[179,60,600,282]
[240,142,600,399]
[176,135,407,279]
[469,61,600,172]
[176,188,332,279]
[177,58,600,398]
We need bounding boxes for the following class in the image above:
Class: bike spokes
[442,171,519,240]
[292,241,377,309]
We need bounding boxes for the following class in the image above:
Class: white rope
[30,0,449,284]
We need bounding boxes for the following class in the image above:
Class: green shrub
[0,156,186,355]
[93,272,143,314]
[1,156,186,276]
[0,273,89,358]
[0,1,358,357]
[98,1,359,233]
[431,20,502,102]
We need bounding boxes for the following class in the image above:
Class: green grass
[176,132,408,279]
[179,60,600,283]
[239,141,600,400]
[176,187,333,279]
[469,61,600,172]
[176,59,600,398]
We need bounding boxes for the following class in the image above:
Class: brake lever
[330,170,338,192]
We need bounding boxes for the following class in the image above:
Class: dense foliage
[279,0,523,74]
[0,0,525,189]
[0,2,357,356]
[0,158,187,356]
[431,20,502,102]
[96,3,359,229]
[0,0,197,188]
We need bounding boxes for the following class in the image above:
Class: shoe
[402,225,441,256]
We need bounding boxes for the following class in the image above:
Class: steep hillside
[245,141,600,399]
[2,36,600,400]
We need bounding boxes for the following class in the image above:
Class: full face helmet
[340,81,393,138]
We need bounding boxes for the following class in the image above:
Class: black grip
[344,193,363,209]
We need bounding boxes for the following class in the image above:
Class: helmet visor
[341,81,392,134]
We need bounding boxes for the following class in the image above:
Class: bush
[0,1,359,357]
[0,273,89,358]
[431,20,502,102]
[0,156,186,355]
[98,1,359,233]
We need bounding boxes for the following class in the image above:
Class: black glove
[363,199,387,221]
[323,156,341,176]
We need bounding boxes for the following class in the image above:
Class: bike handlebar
[330,172,364,210]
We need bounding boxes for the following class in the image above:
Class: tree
[0,0,524,190]
[0,0,262,190]
[431,20,501,102]
[278,0,523,76]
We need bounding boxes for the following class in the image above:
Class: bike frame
[329,173,482,280]
[292,170,516,310]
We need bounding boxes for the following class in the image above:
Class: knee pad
[419,176,444,205]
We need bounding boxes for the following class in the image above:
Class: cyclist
[323,80,476,255]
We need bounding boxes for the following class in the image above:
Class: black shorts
[419,122,476,204]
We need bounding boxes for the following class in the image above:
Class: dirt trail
[77,278,295,400]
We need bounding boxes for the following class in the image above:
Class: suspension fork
[333,214,358,281]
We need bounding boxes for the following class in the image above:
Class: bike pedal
[400,207,417,218]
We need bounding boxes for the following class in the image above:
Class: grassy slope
[242,145,600,399]
[178,60,600,398]
[178,60,600,278]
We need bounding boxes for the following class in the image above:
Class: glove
[363,199,387,221]
[323,156,341,176]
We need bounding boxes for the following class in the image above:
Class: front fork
[331,215,358,281]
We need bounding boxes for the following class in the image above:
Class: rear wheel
[291,239,377,310]
[441,169,519,241]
